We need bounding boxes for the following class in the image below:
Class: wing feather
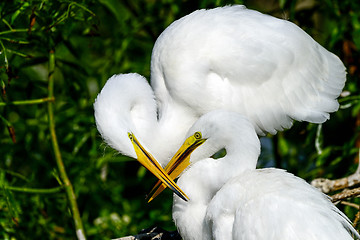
[151,5,346,135]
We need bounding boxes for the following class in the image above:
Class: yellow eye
[194,132,202,139]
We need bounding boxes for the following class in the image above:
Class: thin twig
[0,29,29,36]
[4,185,63,194]
[339,201,360,209]
[112,227,180,240]
[0,39,9,70]
[112,232,163,240]
[0,114,16,143]
[2,19,13,30]
[47,2,95,31]
[353,208,360,227]
[0,168,29,182]
[331,187,360,202]
[315,124,323,155]
[0,97,55,106]
[113,237,135,240]
[47,49,86,240]
[0,37,30,44]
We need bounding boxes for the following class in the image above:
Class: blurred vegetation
[0,0,359,239]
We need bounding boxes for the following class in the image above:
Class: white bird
[94,5,346,167]
[94,75,188,201]
[149,110,359,240]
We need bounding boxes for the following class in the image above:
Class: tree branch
[312,149,360,194]
[331,187,360,202]
[47,49,86,240]
[112,227,181,240]
[311,170,360,194]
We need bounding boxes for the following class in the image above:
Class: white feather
[172,111,358,240]
[151,5,346,135]
[95,5,346,163]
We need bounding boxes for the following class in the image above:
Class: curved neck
[94,74,158,159]
[177,124,260,202]
[172,138,259,239]
[222,138,259,176]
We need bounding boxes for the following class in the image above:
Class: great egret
[94,76,188,201]
[149,110,359,240]
[94,5,346,167]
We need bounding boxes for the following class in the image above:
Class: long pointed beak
[147,132,206,202]
[128,132,189,202]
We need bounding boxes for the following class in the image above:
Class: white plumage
[94,73,157,159]
[151,5,345,135]
[94,5,346,167]
[93,5,354,239]
[168,111,358,240]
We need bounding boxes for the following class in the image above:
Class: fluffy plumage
[94,5,346,165]
[94,73,157,158]
[152,5,345,135]
[171,111,359,240]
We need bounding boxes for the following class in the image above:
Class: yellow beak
[146,132,206,202]
[128,132,189,201]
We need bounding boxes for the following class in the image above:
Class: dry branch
[112,227,181,240]
[312,150,360,194]
[331,187,360,202]
[311,171,360,194]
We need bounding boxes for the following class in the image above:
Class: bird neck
[220,146,258,180]
[172,145,259,238]
[176,140,259,205]
[226,134,260,165]
[177,125,260,203]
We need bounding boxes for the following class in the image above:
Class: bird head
[146,110,260,202]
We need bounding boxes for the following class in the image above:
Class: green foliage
[0,0,359,239]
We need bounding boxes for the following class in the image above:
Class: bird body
[175,168,358,240]
[215,169,355,240]
[152,5,345,135]
[94,5,346,166]
[167,111,359,240]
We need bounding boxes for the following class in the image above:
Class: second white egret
[149,110,359,240]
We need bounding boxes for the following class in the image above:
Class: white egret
[149,110,359,240]
[94,75,188,201]
[94,5,346,167]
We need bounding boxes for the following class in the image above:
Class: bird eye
[128,133,133,140]
[194,132,202,139]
